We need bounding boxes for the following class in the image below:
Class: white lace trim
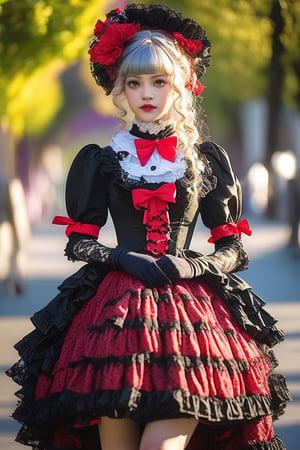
[109,131,187,183]
[133,118,173,135]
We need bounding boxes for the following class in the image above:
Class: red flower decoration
[184,58,205,96]
[173,32,203,55]
[193,80,205,95]
[94,19,105,37]
[89,22,140,66]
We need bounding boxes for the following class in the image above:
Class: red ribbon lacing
[208,219,252,243]
[132,183,176,257]
[52,216,101,238]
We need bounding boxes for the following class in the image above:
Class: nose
[142,84,154,100]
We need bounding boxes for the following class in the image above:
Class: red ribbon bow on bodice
[132,183,176,223]
[132,183,176,257]
[134,136,178,167]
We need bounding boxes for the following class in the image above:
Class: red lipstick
[140,104,156,111]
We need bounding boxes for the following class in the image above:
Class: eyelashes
[126,79,168,88]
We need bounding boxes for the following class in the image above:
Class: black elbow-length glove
[156,235,249,284]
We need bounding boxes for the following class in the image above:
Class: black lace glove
[198,235,249,273]
[64,233,113,268]
[109,247,170,287]
[157,236,249,283]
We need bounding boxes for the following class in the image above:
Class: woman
[7,4,290,449]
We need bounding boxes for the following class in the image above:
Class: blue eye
[127,80,139,87]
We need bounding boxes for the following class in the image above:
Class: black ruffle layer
[258,344,291,420]
[7,264,107,388]
[247,436,285,450]
[182,248,285,348]
[9,387,279,429]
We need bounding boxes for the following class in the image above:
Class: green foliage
[0,0,299,138]
[281,0,300,109]
[0,0,109,136]
[5,62,64,135]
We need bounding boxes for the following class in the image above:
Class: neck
[130,120,175,141]
[133,118,173,135]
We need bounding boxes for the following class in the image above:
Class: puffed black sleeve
[65,144,109,228]
[199,141,242,230]
[57,144,114,264]
[194,141,250,273]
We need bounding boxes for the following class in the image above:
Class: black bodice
[65,140,242,254]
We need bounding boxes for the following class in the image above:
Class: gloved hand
[109,247,170,287]
[157,254,204,283]
[164,236,249,282]
[157,236,249,283]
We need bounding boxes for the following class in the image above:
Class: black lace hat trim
[90,4,211,94]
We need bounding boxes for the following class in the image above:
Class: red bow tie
[134,136,178,167]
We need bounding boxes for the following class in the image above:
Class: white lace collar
[132,118,173,135]
[109,131,187,184]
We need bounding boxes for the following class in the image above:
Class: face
[124,73,174,123]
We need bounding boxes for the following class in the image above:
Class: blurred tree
[265,0,285,218]
[0,0,112,139]
[264,0,300,217]
[282,0,300,112]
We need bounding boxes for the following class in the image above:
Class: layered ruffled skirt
[7,265,290,449]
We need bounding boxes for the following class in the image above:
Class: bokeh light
[271,150,297,180]
[247,162,269,213]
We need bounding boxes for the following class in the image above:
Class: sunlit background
[0,0,300,448]
[1,0,300,275]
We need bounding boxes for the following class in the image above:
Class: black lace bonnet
[88,3,211,95]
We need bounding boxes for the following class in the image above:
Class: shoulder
[198,141,237,180]
[69,143,119,173]
[199,141,232,166]
[71,143,108,162]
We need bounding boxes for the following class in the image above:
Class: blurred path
[1,217,299,449]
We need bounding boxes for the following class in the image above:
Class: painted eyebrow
[126,74,168,79]
[150,74,168,79]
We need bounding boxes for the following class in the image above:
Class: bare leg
[98,417,141,450]
[140,418,198,450]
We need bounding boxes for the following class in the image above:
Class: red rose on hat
[89,22,140,66]
[173,32,203,55]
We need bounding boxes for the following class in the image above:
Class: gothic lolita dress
[7,125,290,450]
